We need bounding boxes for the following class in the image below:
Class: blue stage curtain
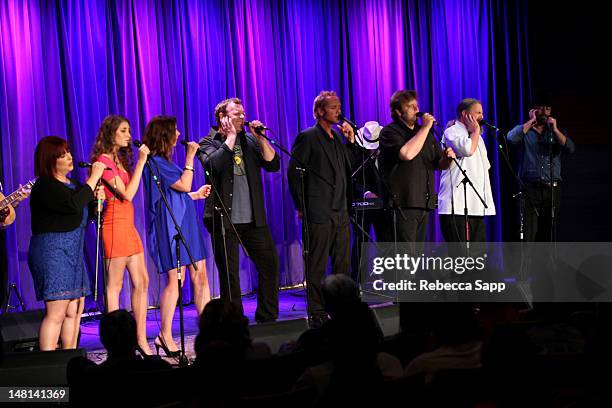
[0,0,531,309]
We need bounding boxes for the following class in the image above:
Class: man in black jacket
[199,98,280,323]
[288,91,360,325]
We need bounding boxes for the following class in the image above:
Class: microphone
[132,140,143,148]
[244,121,270,131]
[181,140,209,158]
[479,119,500,132]
[79,162,108,213]
[78,161,111,170]
[415,111,438,125]
[338,114,358,130]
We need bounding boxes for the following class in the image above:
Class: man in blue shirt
[507,103,575,241]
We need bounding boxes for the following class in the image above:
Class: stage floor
[81,288,311,363]
[79,288,394,364]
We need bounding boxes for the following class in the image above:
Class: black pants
[204,218,279,322]
[440,214,486,258]
[523,183,561,242]
[439,215,486,243]
[387,208,431,257]
[306,212,351,316]
[351,209,390,283]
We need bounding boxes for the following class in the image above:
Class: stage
[79,288,396,364]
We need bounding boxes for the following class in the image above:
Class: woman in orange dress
[90,115,152,356]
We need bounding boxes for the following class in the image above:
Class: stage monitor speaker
[0,348,86,386]
[249,317,309,354]
[0,309,44,353]
[372,303,400,338]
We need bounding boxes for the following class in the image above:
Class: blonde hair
[313,91,338,120]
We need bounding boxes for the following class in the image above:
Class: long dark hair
[90,115,134,174]
[142,116,177,160]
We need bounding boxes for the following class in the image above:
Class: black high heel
[136,344,154,358]
[154,334,180,358]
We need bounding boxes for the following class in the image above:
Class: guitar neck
[0,180,35,210]
[0,194,21,209]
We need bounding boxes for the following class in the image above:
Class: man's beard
[403,114,416,126]
[536,113,548,125]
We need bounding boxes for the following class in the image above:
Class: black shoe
[154,335,181,358]
[136,344,154,358]
[255,317,277,324]
[308,314,329,329]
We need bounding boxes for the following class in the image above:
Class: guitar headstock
[14,178,36,204]
[21,178,36,194]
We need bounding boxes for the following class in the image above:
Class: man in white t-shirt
[438,98,495,243]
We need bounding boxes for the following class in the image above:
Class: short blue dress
[28,183,91,301]
[143,156,208,273]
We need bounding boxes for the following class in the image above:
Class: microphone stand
[350,150,379,179]
[431,125,487,257]
[547,124,556,244]
[335,123,392,252]
[343,120,380,254]
[195,148,251,305]
[93,181,109,314]
[356,132,367,296]
[351,134,372,296]
[547,123,558,305]
[146,156,197,367]
[350,148,395,301]
[253,129,336,316]
[489,125,540,287]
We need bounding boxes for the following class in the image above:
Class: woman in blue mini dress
[142,115,211,356]
[28,136,106,350]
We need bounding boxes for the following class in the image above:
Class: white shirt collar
[455,120,467,131]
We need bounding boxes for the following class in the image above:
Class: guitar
[0,179,36,212]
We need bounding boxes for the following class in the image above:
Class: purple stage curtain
[0,0,531,310]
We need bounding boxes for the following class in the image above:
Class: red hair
[34,136,70,177]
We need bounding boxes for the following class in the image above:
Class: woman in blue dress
[142,115,211,357]
[28,136,106,350]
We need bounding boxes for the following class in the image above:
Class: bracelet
[183,165,194,172]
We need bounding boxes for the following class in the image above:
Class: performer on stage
[288,90,359,327]
[142,115,211,357]
[90,115,153,356]
[379,90,455,245]
[507,101,575,241]
[199,98,280,323]
[438,98,495,243]
[28,136,106,350]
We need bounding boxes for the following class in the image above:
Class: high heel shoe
[154,334,181,358]
[136,344,154,358]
